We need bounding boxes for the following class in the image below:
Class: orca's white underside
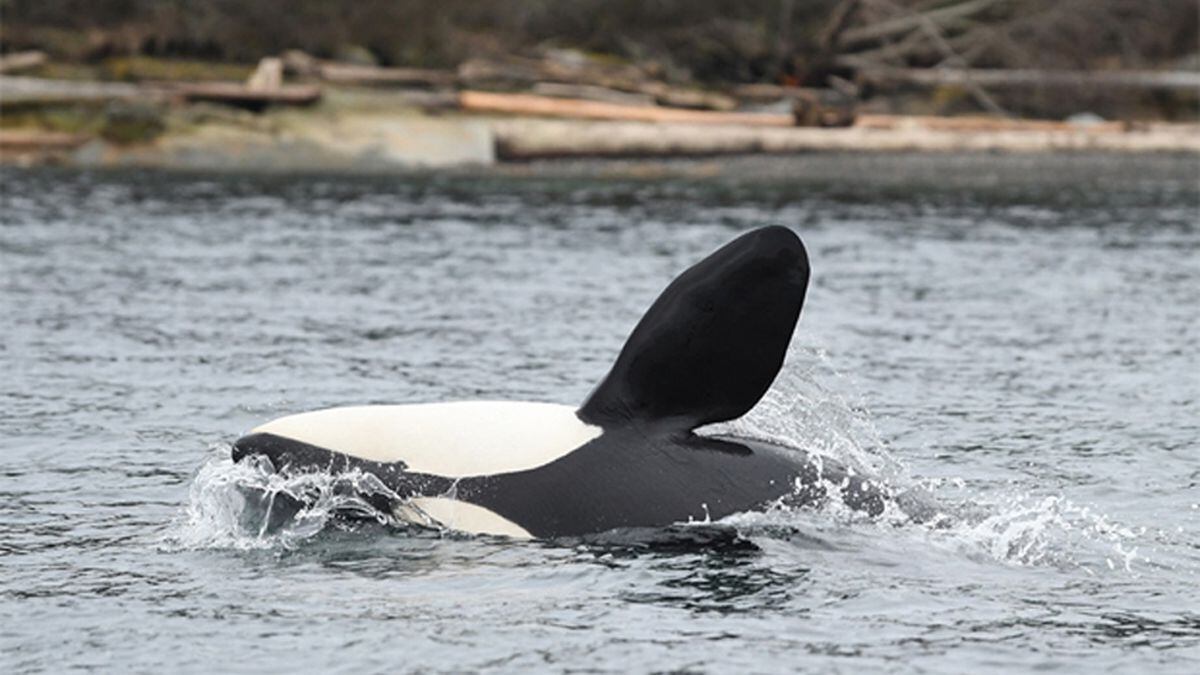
[252,401,602,478]
[250,401,600,538]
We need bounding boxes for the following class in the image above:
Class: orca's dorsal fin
[579,226,809,430]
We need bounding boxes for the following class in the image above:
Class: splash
[703,345,909,485]
[926,489,1154,574]
[164,444,402,551]
[706,346,1163,576]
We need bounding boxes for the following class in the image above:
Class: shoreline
[2,84,1198,173]
[4,112,1197,174]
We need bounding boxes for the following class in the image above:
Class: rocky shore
[3,57,1197,173]
[4,94,1197,173]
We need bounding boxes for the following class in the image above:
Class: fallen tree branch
[898,0,1010,115]
[838,27,933,66]
[841,0,1006,48]
[819,0,864,52]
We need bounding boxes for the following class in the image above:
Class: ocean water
[2,155,1198,673]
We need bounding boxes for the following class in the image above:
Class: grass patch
[0,101,167,144]
[101,57,254,83]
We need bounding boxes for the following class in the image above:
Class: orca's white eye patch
[251,401,602,478]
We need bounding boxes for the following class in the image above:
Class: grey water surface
[2,155,1198,673]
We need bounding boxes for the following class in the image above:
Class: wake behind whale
[230,226,930,539]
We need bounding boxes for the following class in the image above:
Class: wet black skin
[233,226,896,539]
[232,428,887,539]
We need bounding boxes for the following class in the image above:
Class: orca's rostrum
[233,226,890,539]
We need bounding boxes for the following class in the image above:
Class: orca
[232,226,890,539]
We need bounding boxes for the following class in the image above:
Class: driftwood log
[855,114,1126,133]
[0,130,91,151]
[491,117,1200,160]
[282,51,454,88]
[318,63,455,88]
[0,51,48,74]
[0,76,144,105]
[459,91,793,127]
[176,56,321,111]
[178,83,321,110]
[857,67,1200,92]
[531,82,655,106]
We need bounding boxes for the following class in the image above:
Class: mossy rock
[0,104,105,134]
[333,45,378,67]
[100,101,166,144]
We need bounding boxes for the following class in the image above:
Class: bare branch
[841,0,1008,47]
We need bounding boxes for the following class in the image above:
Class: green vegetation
[0,100,166,144]
[100,57,253,83]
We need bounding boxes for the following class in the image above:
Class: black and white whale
[232,226,894,539]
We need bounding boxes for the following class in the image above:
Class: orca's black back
[454,430,804,538]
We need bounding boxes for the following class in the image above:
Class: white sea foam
[926,490,1153,574]
[163,444,401,551]
[703,345,908,485]
[710,346,1161,575]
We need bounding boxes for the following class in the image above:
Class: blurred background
[1,1,1196,168]
[3,0,1196,119]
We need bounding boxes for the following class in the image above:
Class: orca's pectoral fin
[579,226,809,430]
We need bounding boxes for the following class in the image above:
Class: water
[2,154,1198,672]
